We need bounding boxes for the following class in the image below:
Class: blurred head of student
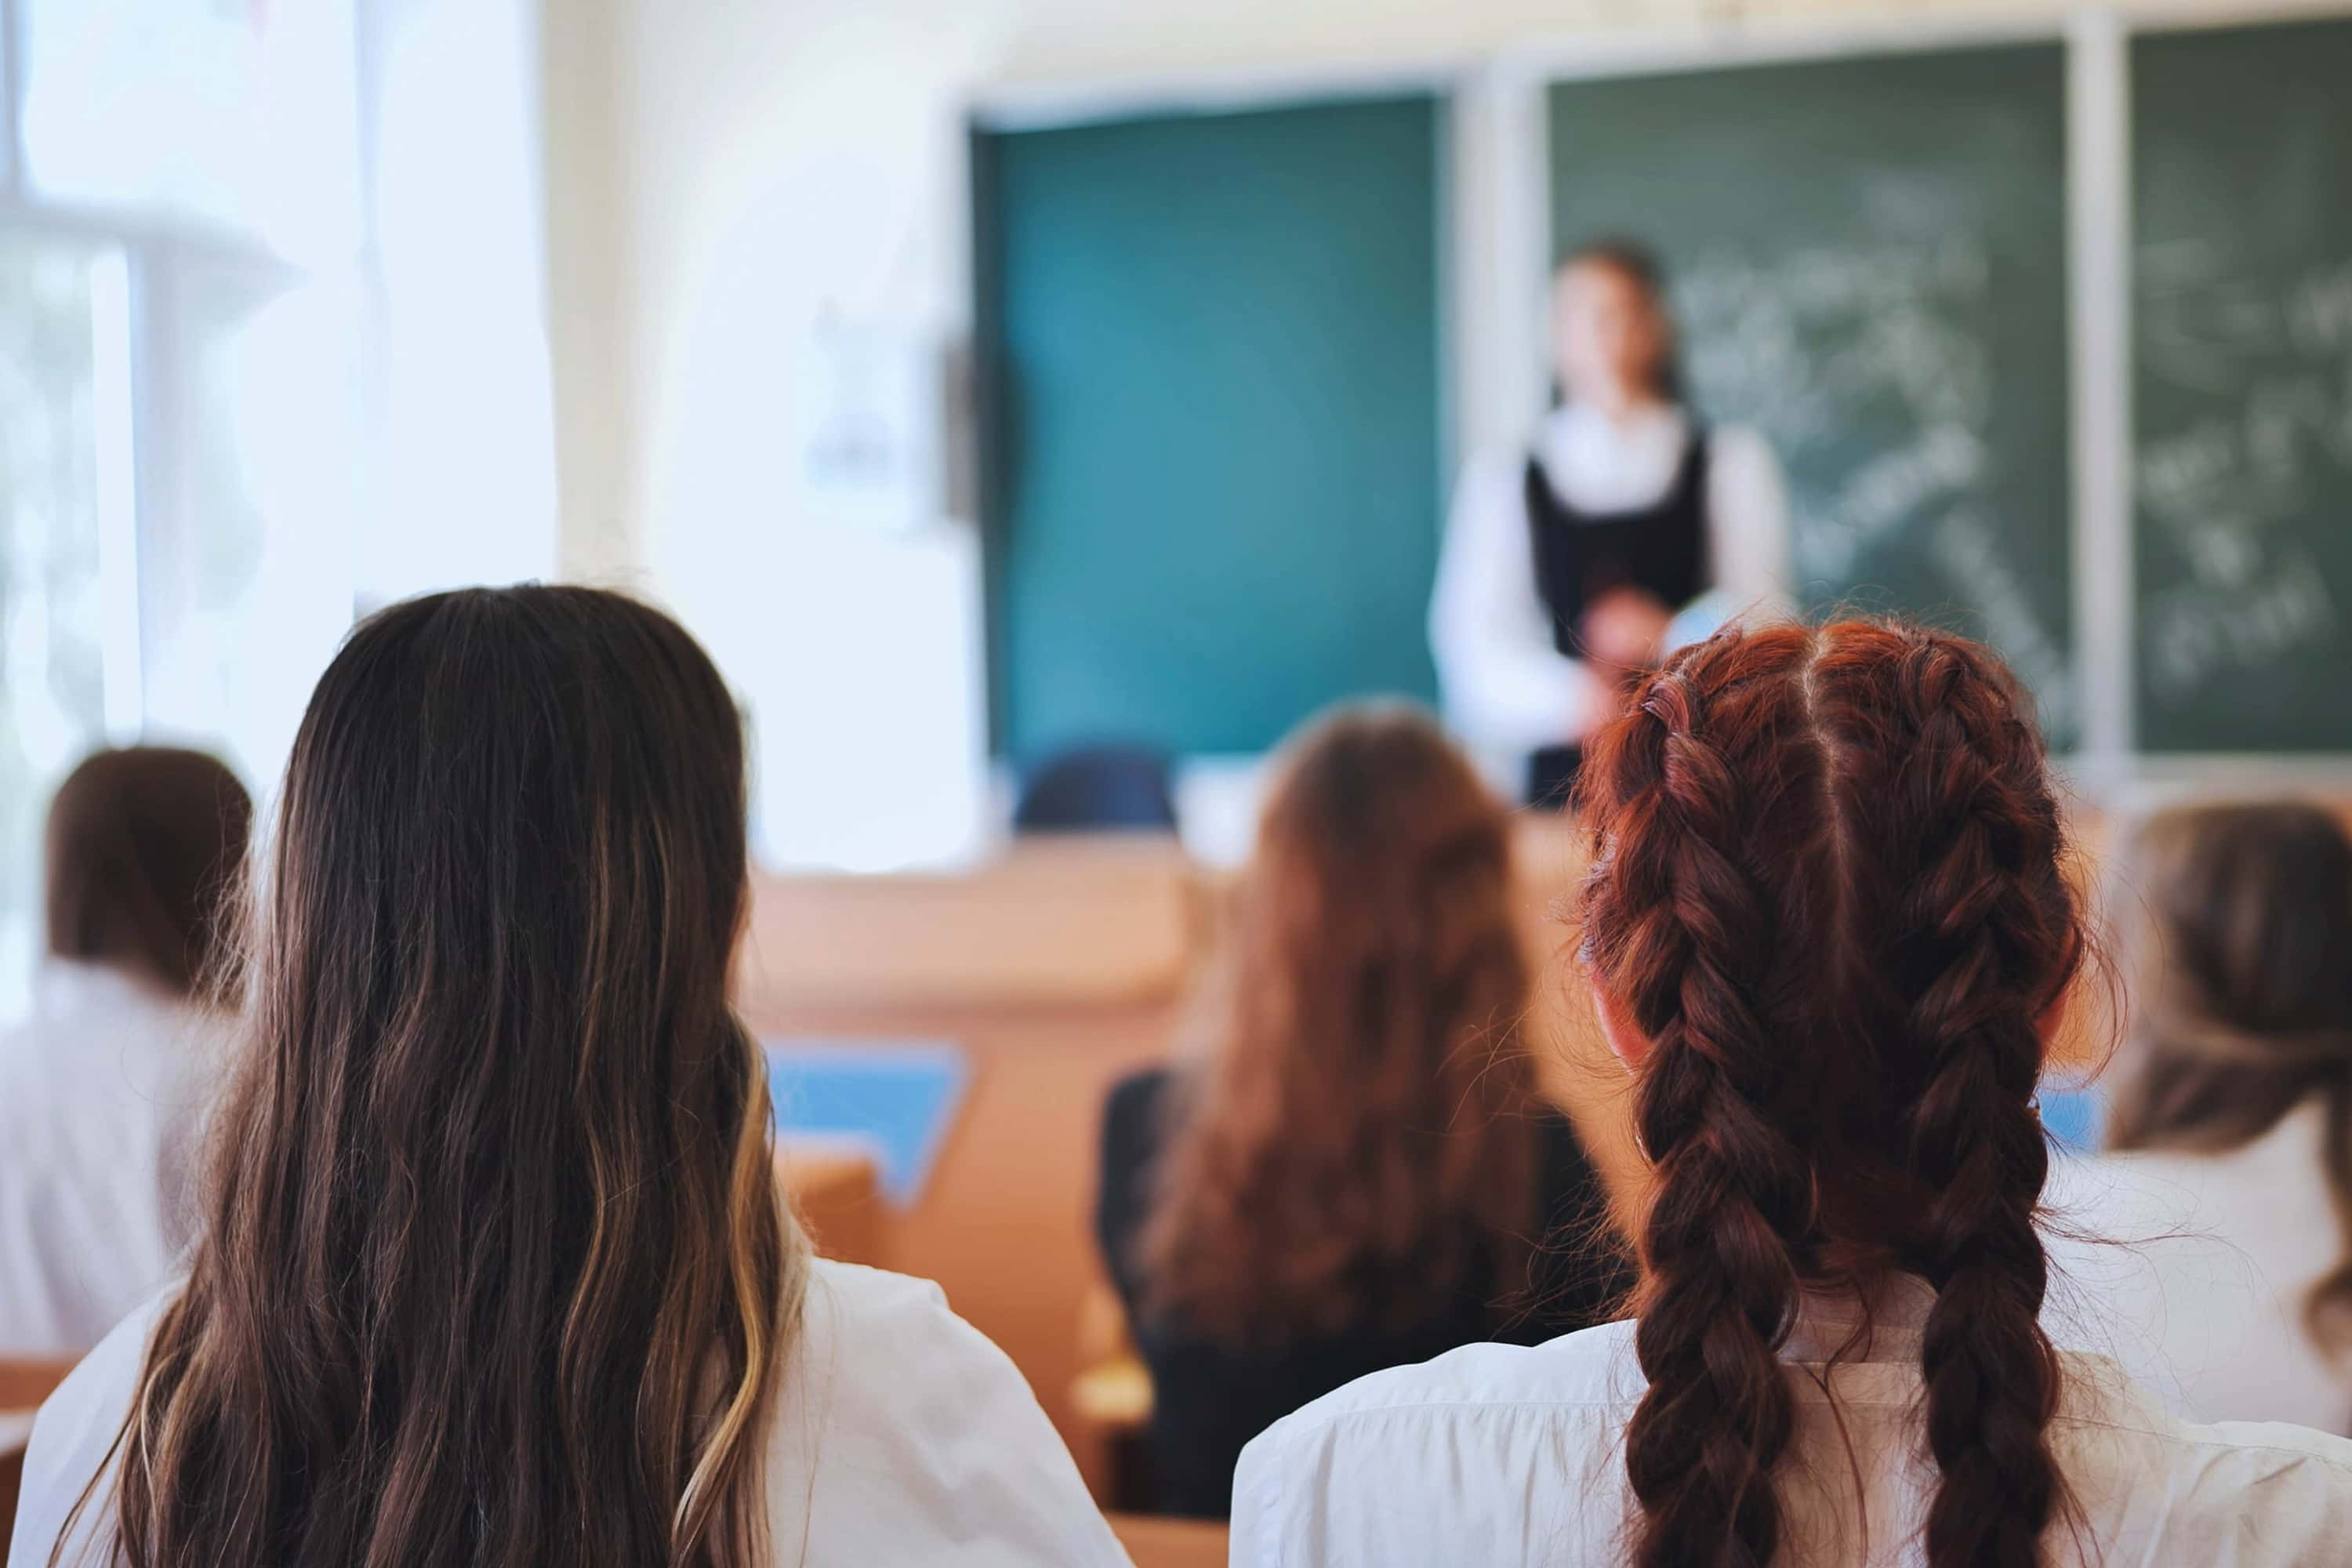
[1553,239,1677,417]
[44,746,251,1004]
[2107,800,2352,1353]
[85,586,799,1567]
[1141,704,1540,1341]
[1575,620,2084,1568]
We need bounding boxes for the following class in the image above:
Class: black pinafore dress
[1522,430,1711,807]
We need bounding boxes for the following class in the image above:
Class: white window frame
[0,0,372,754]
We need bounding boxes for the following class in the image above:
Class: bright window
[0,0,368,1014]
[0,234,129,1013]
[0,0,556,1008]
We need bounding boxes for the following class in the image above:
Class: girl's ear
[1592,978,1650,1073]
[2037,989,2069,1049]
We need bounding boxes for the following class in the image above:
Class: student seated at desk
[1097,706,1630,1521]
[0,748,249,1357]
[2045,801,2352,1433]
[1232,623,2352,1567]
[10,588,1124,1568]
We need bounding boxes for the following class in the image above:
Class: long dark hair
[1577,621,2083,1568]
[45,746,251,1000]
[1139,705,1543,1342]
[68,587,804,1567]
[2107,800,2352,1358]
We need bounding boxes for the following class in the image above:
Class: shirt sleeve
[1428,452,1612,758]
[8,1294,169,1568]
[786,1263,1131,1567]
[2124,1422,2352,1563]
[1229,1417,1300,1567]
[1703,426,1794,624]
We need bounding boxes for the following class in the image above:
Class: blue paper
[766,1040,972,1207]
[2038,1083,2105,1152]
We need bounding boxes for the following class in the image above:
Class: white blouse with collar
[2043,1101,2352,1435]
[1232,1275,2352,1566]
[9,1260,1131,1568]
[0,963,218,1357]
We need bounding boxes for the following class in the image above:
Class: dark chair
[1014,746,1178,833]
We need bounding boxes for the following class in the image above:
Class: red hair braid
[1579,619,2082,1568]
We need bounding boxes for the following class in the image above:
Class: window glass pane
[141,257,357,786]
[0,3,13,192]
[18,0,360,264]
[0,233,122,1018]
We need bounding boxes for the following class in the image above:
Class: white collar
[34,960,180,1022]
[1784,1274,1939,1365]
[1541,398,1690,452]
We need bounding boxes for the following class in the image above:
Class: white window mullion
[88,241,140,741]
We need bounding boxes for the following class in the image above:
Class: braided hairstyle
[1578,620,2082,1568]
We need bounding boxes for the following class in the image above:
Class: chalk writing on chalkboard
[2137,237,2347,701]
[1675,238,2074,734]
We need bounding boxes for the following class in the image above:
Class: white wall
[546,0,2081,868]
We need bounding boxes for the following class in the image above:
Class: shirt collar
[34,959,177,1022]
[1784,1274,1939,1364]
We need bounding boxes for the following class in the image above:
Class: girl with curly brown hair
[1096,704,1628,1519]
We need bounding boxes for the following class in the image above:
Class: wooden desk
[1,1364,68,1552]
[2,1410,37,1548]
[742,837,1200,1011]
[1108,1512,1228,1568]
[0,1359,73,1412]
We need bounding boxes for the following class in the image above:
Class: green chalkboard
[1548,45,2074,739]
[2133,18,2352,752]
[974,96,1443,760]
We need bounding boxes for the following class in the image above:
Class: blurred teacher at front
[1430,239,1790,805]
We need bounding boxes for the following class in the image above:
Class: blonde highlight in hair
[62,588,808,1568]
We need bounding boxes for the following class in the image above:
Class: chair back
[1014,746,1178,833]
[1107,1512,1228,1567]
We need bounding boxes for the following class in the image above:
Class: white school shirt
[1232,1275,2352,1567]
[1428,402,1790,771]
[9,1259,1132,1568]
[0,963,217,1357]
[2042,1102,2352,1435]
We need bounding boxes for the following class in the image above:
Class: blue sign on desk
[765,1040,972,1207]
[2038,1082,2105,1152]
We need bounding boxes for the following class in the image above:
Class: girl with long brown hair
[1231,622,2352,1566]
[2045,801,2352,1432]
[10,587,1123,1568]
[0,747,250,1356]
[1095,704,1628,1519]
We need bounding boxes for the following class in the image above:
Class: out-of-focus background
[7,0,2352,1526]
